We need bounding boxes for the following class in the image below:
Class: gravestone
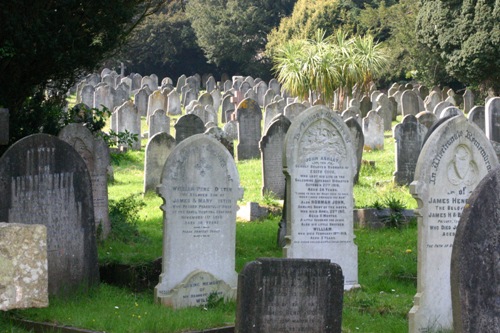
[425,90,442,113]
[376,93,393,130]
[223,120,238,141]
[362,111,384,151]
[284,102,307,122]
[264,101,285,132]
[94,85,113,111]
[283,105,358,290]
[254,81,268,107]
[58,123,111,239]
[236,258,343,333]
[0,134,99,296]
[263,89,276,109]
[260,115,291,199]
[222,94,235,123]
[142,76,157,91]
[211,89,221,113]
[408,115,499,333]
[147,90,168,122]
[81,84,95,108]
[115,101,141,150]
[236,98,262,160]
[468,106,485,132]
[450,165,500,332]
[205,126,234,157]
[345,117,364,184]
[0,223,48,310]
[174,114,205,144]
[0,108,9,145]
[113,85,129,110]
[149,109,170,138]
[155,134,243,308]
[434,101,454,119]
[462,89,474,114]
[184,89,198,108]
[134,87,150,117]
[198,92,214,108]
[206,76,216,92]
[269,78,280,95]
[359,95,371,118]
[167,90,181,116]
[393,115,427,185]
[416,111,437,130]
[143,132,176,194]
[102,74,116,89]
[440,106,463,119]
[485,97,500,143]
[131,73,142,90]
[401,90,420,116]
[176,74,186,93]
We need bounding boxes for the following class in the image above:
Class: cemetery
[1,67,499,333]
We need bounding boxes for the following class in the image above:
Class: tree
[0,0,162,143]
[416,0,500,93]
[272,29,389,107]
[185,0,296,77]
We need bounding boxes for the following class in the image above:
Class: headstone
[113,86,129,111]
[362,110,384,151]
[462,89,474,114]
[143,132,176,194]
[283,105,358,290]
[176,74,186,93]
[149,109,170,138]
[174,114,205,144]
[359,95,371,118]
[211,89,222,113]
[131,73,143,90]
[244,88,256,101]
[0,223,48,310]
[167,90,181,116]
[222,94,235,123]
[206,76,216,92]
[450,164,500,332]
[236,258,343,333]
[147,90,167,122]
[58,123,111,239]
[416,111,437,130]
[376,93,393,131]
[284,102,307,122]
[254,81,268,107]
[81,84,95,108]
[93,84,113,111]
[236,98,262,160]
[485,97,500,143]
[102,74,116,89]
[425,90,442,112]
[440,106,464,119]
[260,115,291,199]
[264,101,285,132]
[205,126,234,157]
[401,90,420,116]
[393,115,427,185]
[370,90,382,110]
[223,79,232,92]
[115,101,141,150]
[0,134,99,296]
[184,89,198,108]
[223,120,238,141]
[445,89,457,106]
[419,85,429,100]
[345,117,364,184]
[434,101,454,119]
[155,134,243,308]
[134,87,150,117]
[142,76,157,91]
[198,92,214,108]
[408,115,499,332]
[468,106,485,132]
[269,79,280,95]
[0,108,9,145]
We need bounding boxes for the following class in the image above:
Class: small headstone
[264,101,285,132]
[440,106,463,119]
[236,258,343,333]
[434,101,454,118]
[0,134,99,296]
[149,109,170,138]
[260,115,291,199]
[0,223,48,310]
[143,132,176,194]
[223,120,238,141]
[147,90,167,122]
[134,87,150,117]
[408,115,499,332]
[174,114,205,144]
[485,97,500,142]
[284,102,307,122]
[155,134,243,308]
[205,126,234,157]
[450,164,500,332]
[425,90,442,112]
[363,111,384,151]
[393,115,427,185]
[283,105,358,290]
[468,106,485,132]
[401,90,420,116]
[236,98,262,160]
[416,111,437,130]
[198,92,214,108]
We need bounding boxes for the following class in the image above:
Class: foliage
[185,0,296,77]
[108,194,147,244]
[416,0,500,93]
[272,29,389,106]
[0,0,162,143]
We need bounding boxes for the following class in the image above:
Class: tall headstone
[450,165,500,332]
[236,258,343,333]
[81,84,95,108]
[401,90,420,116]
[167,90,181,116]
[134,87,150,117]
[260,115,291,199]
[155,134,243,308]
[425,91,442,113]
[408,115,499,332]
[0,223,48,310]
[269,78,281,95]
[143,132,176,194]
[283,105,358,290]
[147,90,167,122]
[362,110,384,151]
[0,134,99,296]
[359,95,371,118]
[236,98,262,160]
[115,101,141,150]
[462,89,474,114]
[222,94,235,123]
[345,117,364,184]
[58,123,111,239]
[485,97,500,142]
[174,114,205,144]
[94,84,113,111]
[393,115,427,185]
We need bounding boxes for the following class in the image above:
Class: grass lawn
[1,114,419,333]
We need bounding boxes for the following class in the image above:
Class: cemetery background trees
[416,0,500,93]
[0,0,162,144]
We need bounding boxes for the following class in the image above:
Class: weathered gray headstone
[254,81,268,107]
[94,84,113,111]
[485,97,500,143]
[131,73,143,90]
[440,106,464,119]
[155,134,243,308]
[58,123,111,239]
[468,106,485,132]
[81,84,95,108]
[142,76,158,91]
[425,90,442,113]
[0,134,99,296]
[283,102,307,123]
[143,132,176,194]
[408,115,499,333]
[359,95,371,118]
[260,115,291,199]
[450,164,500,332]
[283,105,358,290]
[434,101,454,119]
[0,223,48,310]
[223,120,238,142]
[115,101,141,150]
[236,98,262,160]
[416,111,437,130]
[362,110,384,151]
[401,90,420,116]
[222,94,235,123]
[345,117,364,184]
[174,114,205,144]
[147,90,167,122]
[236,258,344,333]
[462,89,474,114]
[264,101,285,133]
[269,78,281,95]
[211,89,221,113]
[198,92,214,108]
[393,115,427,185]
[134,87,150,117]
[149,109,170,138]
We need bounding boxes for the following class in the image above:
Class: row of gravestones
[1,101,499,331]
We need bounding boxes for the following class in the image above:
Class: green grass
[1,113,421,332]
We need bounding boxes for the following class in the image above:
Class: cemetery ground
[1,116,420,333]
